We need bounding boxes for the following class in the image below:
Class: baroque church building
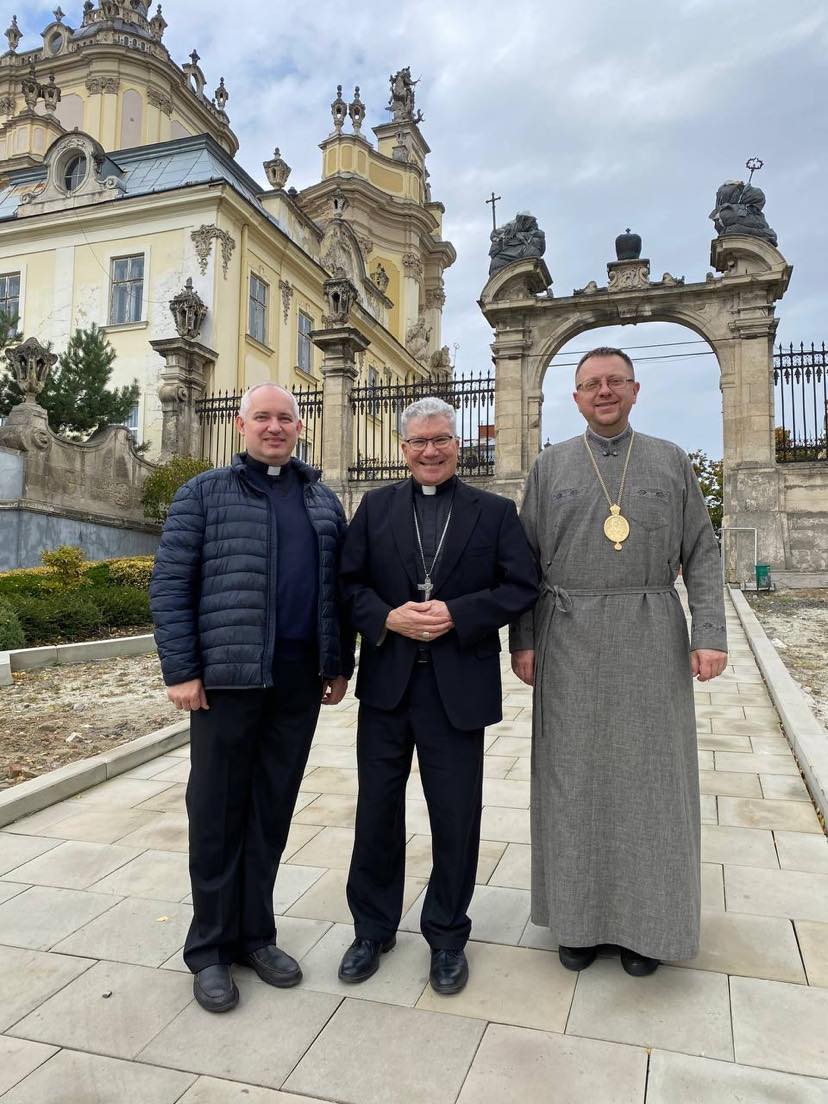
[0,2,455,454]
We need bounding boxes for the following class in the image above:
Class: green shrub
[105,556,155,589]
[142,455,212,521]
[0,568,56,599]
[10,591,102,646]
[40,545,88,588]
[0,598,24,649]
[87,586,151,628]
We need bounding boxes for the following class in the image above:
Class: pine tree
[0,323,140,439]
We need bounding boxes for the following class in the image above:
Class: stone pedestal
[311,325,370,496]
[150,337,216,460]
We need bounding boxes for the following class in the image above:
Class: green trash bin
[755,563,771,590]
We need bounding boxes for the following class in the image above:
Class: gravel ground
[746,588,828,730]
[0,652,178,789]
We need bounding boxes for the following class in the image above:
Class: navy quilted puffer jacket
[150,454,354,687]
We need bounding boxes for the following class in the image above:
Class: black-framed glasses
[575,376,635,394]
[403,434,456,451]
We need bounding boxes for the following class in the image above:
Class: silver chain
[412,501,454,587]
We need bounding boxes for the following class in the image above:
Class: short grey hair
[400,396,457,438]
[238,382,300,421]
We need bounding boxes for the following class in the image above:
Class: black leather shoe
[239,944,302,988]
[620,947,660,977]
[338,936,396,983]
[429,948,469,995]
[558,945,597,972]
[193,964,239,1013]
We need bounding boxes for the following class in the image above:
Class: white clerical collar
[267,465,282,476]
[421,484,437,495]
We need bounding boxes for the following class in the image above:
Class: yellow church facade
[0,3,455,456]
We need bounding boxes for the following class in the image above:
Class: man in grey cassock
[510,346,728,978]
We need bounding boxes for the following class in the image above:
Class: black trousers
[346,660,484,950]
[183,658,322,973]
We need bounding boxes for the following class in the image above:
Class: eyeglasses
[575,376,635,394]
[403,434,456,451]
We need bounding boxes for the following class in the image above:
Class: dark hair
[575,346,634,381]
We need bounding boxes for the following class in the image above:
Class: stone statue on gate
[709,180,777,247]
[488,212,546,276]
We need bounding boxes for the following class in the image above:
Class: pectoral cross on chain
[417,577,433,601]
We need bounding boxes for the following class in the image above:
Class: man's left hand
[691,649,728,682]
[321,676,349,705]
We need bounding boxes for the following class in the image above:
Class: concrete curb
[2,633,156,681]
[0,717,189,829]
[729,586,828,824]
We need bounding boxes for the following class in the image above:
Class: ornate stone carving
[4,337,58,402]
[191,225,236,278]
[405,313,431,363]
[279,279,293,323]
[22,63,40,110]
[710,178,777,247]
[430,345,451,376]
[263,147,291,189]
[0,95,15,116]
[331,186,349,218]
[606,258,651,291]
[322,275,358,328]
[86,75,120,94]
[489,212,546,276]
[348,86,365,134]
[169,277,207,340]
[41,73,61,113]
[182,49,206,97]
[387,67,423,124]
[356,233,373,256]
[213,77,229,113]
[331,84,346,133]
[147,85,172,113]
[391,129,410,162]
[573,280,600,296]
[53,6,65,22]
[321,219,358,283]
[371,264,389,294]
[149,4,167,40]
[5,15,22,52]
[658,272,685,287]
[401,252,423,281]
[425,282,446,309]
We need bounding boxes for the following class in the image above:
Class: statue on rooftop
[709,179,777,247]
[488,211,546,276]
[387,67,423,125]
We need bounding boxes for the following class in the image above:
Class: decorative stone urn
[615,229,642,261]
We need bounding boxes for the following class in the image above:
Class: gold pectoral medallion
[603,503,630,551]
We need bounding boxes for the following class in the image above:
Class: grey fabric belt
[533,581,677,689]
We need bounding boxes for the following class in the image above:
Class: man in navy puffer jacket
[150,382,354,1013]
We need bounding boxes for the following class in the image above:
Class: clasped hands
[385,599,454,641]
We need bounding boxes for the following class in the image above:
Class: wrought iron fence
[349,372,496,482]
[195,386,323,469]
[774,343,828,462]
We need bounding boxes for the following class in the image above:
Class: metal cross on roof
[486,191,501,232]
[746,157,764,185]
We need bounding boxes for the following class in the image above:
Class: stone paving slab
[0,589,826,1100]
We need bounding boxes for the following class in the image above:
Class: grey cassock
[510,426,727,960]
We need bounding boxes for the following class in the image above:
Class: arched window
[63,153,86,192]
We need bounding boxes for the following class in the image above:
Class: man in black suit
[337,397,538,994]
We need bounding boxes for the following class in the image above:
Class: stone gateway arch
[477,210,828,582]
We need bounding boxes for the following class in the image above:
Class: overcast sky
[26,1,828,456]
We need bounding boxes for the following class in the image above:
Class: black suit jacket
[340,478,539,730]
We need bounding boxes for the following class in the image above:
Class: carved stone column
[310,275,369,497]
[150,279,215,460]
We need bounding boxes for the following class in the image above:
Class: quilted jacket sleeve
[149,480,206,686]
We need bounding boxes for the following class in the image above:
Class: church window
[49,32,63,55]
[123,401,140,442]
[109,254,144,325]
[297,311,314,374]
[248,274,269,345]
[0,272,21,332]
[63,153,87,193]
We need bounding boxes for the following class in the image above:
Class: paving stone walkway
[0,591,827,1102]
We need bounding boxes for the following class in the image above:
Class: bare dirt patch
[0,652,179,789]
[746,589,828,730]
